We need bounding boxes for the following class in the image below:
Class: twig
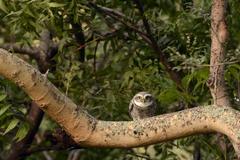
[7,102,44,160]
[181,60,240,68]
[88,2,152,45]
[35,134,53,160]
[0,43,40,59]
[25,145,70,155]
[132,0,154,42]
[89,2,183,90]
[67,149,82,160]
[75,29,123,52]
[93,40,99,73]
[132,0,183,90]
[126,152,152,160]
[72,23,86,62]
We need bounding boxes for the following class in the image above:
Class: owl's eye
[145,95,152,101]
[135,96,141,100]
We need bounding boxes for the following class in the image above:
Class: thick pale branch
[0,48,94,143]
[86,106,240,148]
[6,30,57,160]
[1,48,240,149]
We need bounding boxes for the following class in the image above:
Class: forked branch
[0,49,240,154]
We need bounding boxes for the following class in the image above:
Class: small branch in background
[24,145,69,156]
[132,0,155,43]
[7,102,44,160]
[193,142,201,160]
[89,2,183,91]
[181,60,240,69]
[94,29,123,40]
[0,32,58,73]
[74,29,123,54]
[238,81,240,101]
[132,0,183,90]
[93,41,99,73]
[35,134,53,160]
[24,129,81,156]
[0,43,39,58]
[67,149,82,160]
[72,23,86,62]
[92,5,129,20]
[88,2,152,45]
[126,152,151,160]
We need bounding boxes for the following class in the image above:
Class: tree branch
[25,145,70,155]
[207,0,230,106]
[88,2,152,45]
[1,49,240,157]
[7,103,44,160]
[132,0,155,43]
[6,30,58,160]
[0,31,58,73]
[89,2,183,90]
[0,43,39,58]
[72,22,85,62]
[207,0,232,156]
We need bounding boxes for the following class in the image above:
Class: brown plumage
[129,92,157,120]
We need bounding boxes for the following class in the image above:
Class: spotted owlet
[129,92,157,120]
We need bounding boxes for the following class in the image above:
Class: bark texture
[208,0,230,106]
[208,0,234,156]
[5,30,58,160]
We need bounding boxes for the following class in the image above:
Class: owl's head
[132,91,155,108]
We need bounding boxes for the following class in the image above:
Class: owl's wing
[128,101,134,118]
[152,101,157,116]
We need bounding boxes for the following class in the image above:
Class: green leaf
[120,71,134,88]
[228,66,240,80]
[158,88,180,105]
[4,118,19,135]
[0,94,7,101]
[0,105,10,116]
[48,2,65,8]
[5,10,22,17]
[15,123,29,141]
[106,91,116,102]
[24,7,35,18]
[103,40,109,54]
[0,0,8,13]
[231,64,240,70]
[181,74,193,90]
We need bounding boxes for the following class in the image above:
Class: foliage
[0,0,240,159]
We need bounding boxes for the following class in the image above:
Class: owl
[129,92,157,120]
